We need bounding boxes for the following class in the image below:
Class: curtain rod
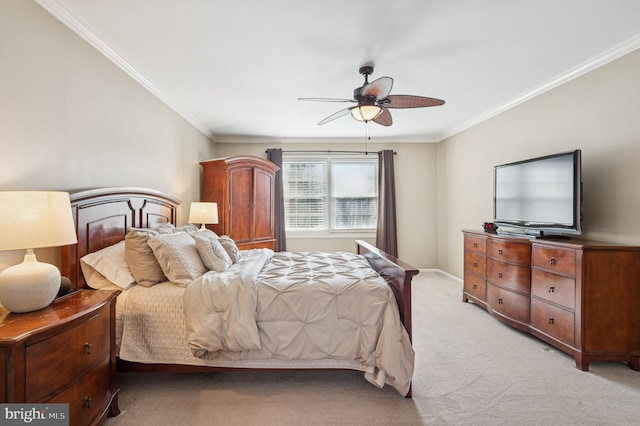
[265,150,396,155]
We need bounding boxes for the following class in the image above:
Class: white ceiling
[37,0,640,143]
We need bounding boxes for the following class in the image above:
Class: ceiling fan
[298,65,445,127]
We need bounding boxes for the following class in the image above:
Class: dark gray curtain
[266,148,286,251]
[376,150,398,257]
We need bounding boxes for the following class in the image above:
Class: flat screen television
[493,149,582,237]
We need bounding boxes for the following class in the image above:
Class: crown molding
[211,135,441,144]
[442,34,640,141]
[35,0,213,139]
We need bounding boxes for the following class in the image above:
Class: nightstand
[0,289,120,425]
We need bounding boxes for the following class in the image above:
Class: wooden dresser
[200,156,279,250]
[0,289,120,425]
[463,230,640,371]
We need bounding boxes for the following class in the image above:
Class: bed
[60,187,419,397]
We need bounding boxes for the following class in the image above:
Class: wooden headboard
[61,187,181,289]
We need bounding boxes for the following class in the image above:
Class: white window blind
[283,157,378,233]
[283,161,328,231]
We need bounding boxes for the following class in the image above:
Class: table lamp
[0,191,77,313]
[188,202,218,230]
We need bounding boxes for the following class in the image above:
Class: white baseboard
[418,268,463,283]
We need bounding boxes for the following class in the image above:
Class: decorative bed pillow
[196,228,219,239]
[175,223,200,235]
[218,235,242,263]
[193,233,232,272]
[148,232,207,287]
[80,240,136,290]
[154,222,178,234]
[154,222,200,235]
[125,227,167,287]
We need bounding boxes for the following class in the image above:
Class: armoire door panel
[253,168,275,241]
[228,168,253,242]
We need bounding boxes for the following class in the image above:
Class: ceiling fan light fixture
[351,104,382,122]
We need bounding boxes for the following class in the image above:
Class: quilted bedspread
[183,249,414,395]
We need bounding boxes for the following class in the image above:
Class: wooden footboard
[356,240,419,341]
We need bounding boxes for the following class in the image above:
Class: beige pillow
[80,240,136,290]
[218,235,242,263]
[125,227,166,287]
[154,222,178,234]
[148,232,207,287]
[175,223,200,235]
[154,222,199,235]
[196,228,219,239]
[193,233,232,272]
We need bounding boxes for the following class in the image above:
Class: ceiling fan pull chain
[365,122,370,153]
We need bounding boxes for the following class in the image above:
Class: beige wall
[438,48,640,278]
[212,141,438,268]
[0,1,214,271]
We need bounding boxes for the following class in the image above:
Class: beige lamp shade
[188,202,218,230]
[0,191,77,313]
[0,191,77,251]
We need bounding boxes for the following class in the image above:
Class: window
[283,157,378,233]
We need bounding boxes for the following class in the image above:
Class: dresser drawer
[531,269,575,310]
[532,245,576,277]
[487,259,531,294]
[531,298,575,344]
[26,307,110,401]
[464,252,486,275]
[487,283,530,323]
[49,353,111,426]
[464,272,486,301]
[464,234,487,254]
[488,239,531,265]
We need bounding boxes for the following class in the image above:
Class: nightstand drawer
[532,245,576,277]
[531,269,575,310]
[487,283,530,324]
[26,307,110,401]
[531,298,575,344]
[49,353,111,426]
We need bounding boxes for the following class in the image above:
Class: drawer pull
[549,257,556,266]
[472,284,477,289]
[498,272,503,278]
[498,249,503,255]
[473,242,478,248]
[498,298,503,304]
[548,317,554,325]
[84,396,92,409]
[473,261,477,268]
[84,342,92,355]
[548,286,555,293]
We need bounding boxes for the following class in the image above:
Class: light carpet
[104,271,640,425]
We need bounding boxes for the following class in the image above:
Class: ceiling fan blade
[373,108,392,126]
[385,95,445,108]
[298,97,355,103]
[361,76,393,100]
[317,107,352,125]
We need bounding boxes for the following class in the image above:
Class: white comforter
[183,249,414,395]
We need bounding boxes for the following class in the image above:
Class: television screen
[494,150,582,236]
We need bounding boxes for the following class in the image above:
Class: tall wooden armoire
[200,156,279,250]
